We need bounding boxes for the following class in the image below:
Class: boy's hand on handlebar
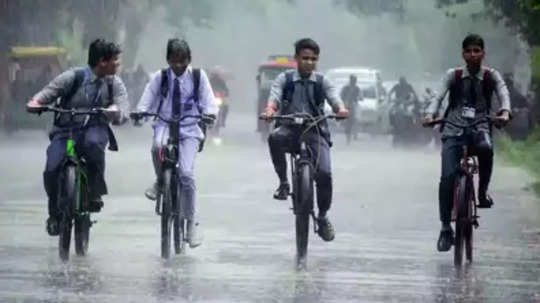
[202,114,216,125]
[335,106,349,119]
[103,104,121,121]
[26,99,46,114]
[493,111,510,128]
[129,112,144,126]
[261,105,277,121]
[422,114,434,127]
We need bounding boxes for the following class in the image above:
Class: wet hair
[462,34,485,50]
[294,38,320,55]
[166,38,191,62]
[87,39,121,68]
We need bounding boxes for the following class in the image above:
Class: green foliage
[437,0,540,45]
[333,0,405,16]
[497,128,540,195]
[532,47,540,81]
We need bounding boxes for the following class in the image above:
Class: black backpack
[442,68,495,132]
[280,70,332,145]
[156,68,201,114]
[58,68,114,108]
[281,70,325,113]
[55,68,118,151]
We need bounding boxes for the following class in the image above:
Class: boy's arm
[425,70,452,117]
[198,69,219,116]
[30,69,76,105]
[136,71,161,113]
[322,76,345,112]
[491,69,511,115]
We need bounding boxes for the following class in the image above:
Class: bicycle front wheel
[58,165,77,261]
[174,217,185,254]
[161,168,174,259]
[295,163,313,268]
[454,175,472,267]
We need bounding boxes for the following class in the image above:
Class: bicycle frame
[452,144,479,227]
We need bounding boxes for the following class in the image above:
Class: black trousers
[268,126,333,214]
[44,125,109,217]
[438,131,493,224]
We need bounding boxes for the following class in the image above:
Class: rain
[1,0,540,302]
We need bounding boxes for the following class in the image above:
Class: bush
[497,128,540,195]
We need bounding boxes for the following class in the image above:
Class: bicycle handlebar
[423,117,498,129]
[130,112,215,125]
[259,113,347,123]
[38,106,107,116]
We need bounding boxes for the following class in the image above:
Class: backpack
[156,68,201,114]
[447,68,495,112]
[58,68,114,108]
[281,70,332,145]
[441,68,495,132]
[156,68,207,152]
[54,67,118,151]
[281,70,325,113]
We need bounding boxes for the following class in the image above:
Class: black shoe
[273,183,290,200]
[317,216,335,242]
[477,193,494,208]
[46,216,59,236]
[144,182,159,201]
[88,198,104,212]
[437,229,454,252]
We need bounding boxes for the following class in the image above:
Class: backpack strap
[448,68,463,110]
[54,68,86,125]
[156,68,169,114]
[60,68,86,107]
[440,69,463,132]
[313,74,325,107]
[482,69,494,112]
[281,70,295,110]
[192,68,201,112]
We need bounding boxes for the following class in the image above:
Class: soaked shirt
[426,66,511,138]
[268,70,344,115]
[137,66,218,140]
[33,67,129,129]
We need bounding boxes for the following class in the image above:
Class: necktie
[469,77,477,106]
[92,79,103,106]
[302,79,310,113]
[172,78,181,117]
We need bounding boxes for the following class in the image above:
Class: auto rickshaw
[256,55,296,141]
[3,46,68,133]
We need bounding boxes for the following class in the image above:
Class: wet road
[1,113,540,302]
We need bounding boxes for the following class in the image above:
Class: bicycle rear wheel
[75,174,90,256]
[161,168,174,259]
[75,214,91,256]
[58,165,76,261]
[454,175,471,267]
[295,163,313,268]
[174,217,185,254]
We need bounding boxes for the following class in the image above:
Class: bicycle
[130,111,214,259]
[260,113,345,268]
[425,117,499,266]
[37,106,110,261]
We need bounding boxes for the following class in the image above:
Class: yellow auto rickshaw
[3,46,69,133]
